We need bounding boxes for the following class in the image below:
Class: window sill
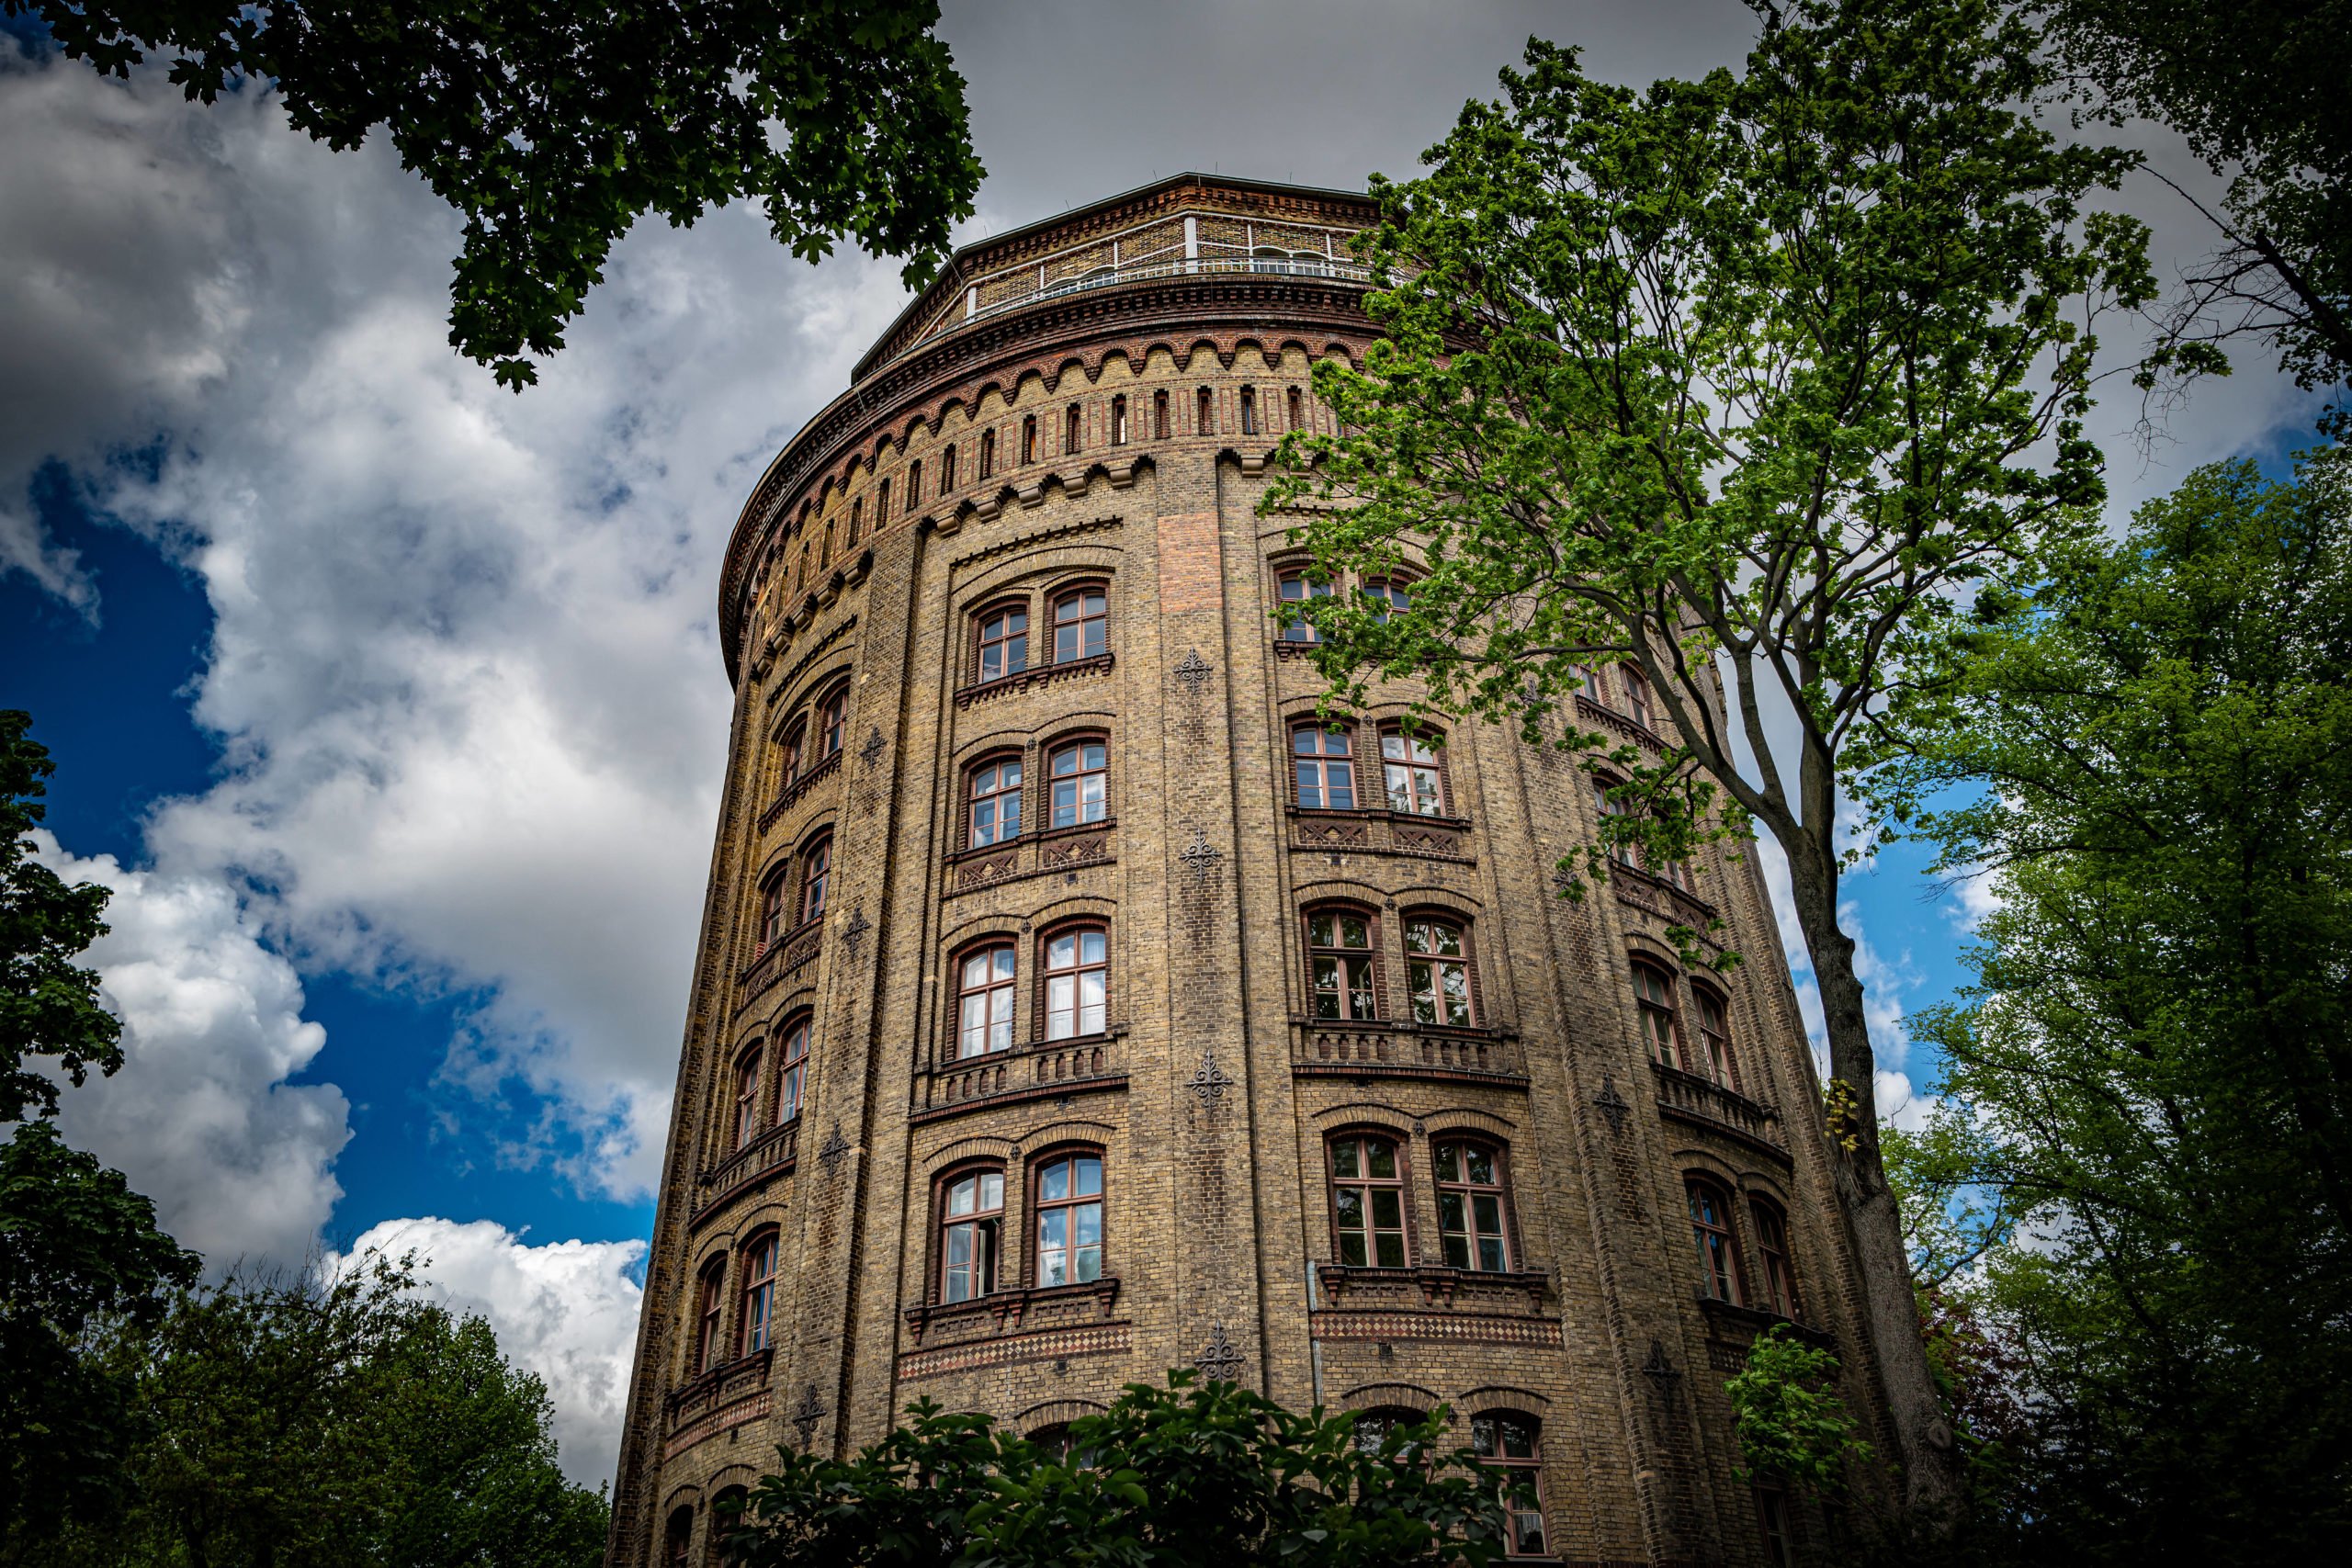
[1649,1059,1788,1161]
[953,652,1115,708]
[1575,693,1672,751]
[759,747,843,829]
[1287,805,1471,832]
[944,816,1119,865]
[665,1347,773,1423]
[1697,1295,1835,1355]
[904,1277,1123,1344]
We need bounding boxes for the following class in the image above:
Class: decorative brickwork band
[1309,1311,1565,1348]
[899,1321,1133,1381]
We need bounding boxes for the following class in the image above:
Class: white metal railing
[951,256,1372,334]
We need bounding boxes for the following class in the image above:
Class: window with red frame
[1473,1412,1549,1556]
[941,444,957,491]
[1293,725,1356,809]
[730,1045,763,1151]
[797,836,831,924]
[1239,385,1259,434]
[1623,665,1656,729]
[848,498,862,546]
[1757,1487,1794,1568]
[777,719,806,784]
[1688,1178,1743,1303]
[1033,1151,1103,1286]
[1153,389,1170,439]
[968,756,1023,847]
[757,868,788,951]
[1277,570,1329,642]
[739,1233,778,1352]
[939,1167,1002,1302]
[1405,917,1474,1026]
[907,458,922,508]
[956,943,1016,1058]
[1044,926,1108,1040]
[1693,988,1737,1089]
[1047,739,1107,829]
[664,1506,693,1568]
[876,477,890,527]
[1111,394,1128,446]
[1051,587,1107,662]
[1382,728,1444,815]
[1307,908,1378,1021]
[1331,1134,1408,1267]
[1020,414,1037,465]
[1751,1198,1801,1319]
[816,685,847,760]
[1066,402,1082,454]
[1363,576,1411,624]
[1435,1140,1510,1270]
[1634,962,1682,1069]
[1594,776,1640,868]
[1351,1405,1422,1456]
[775,1015,809,1125]
[693,1262,724,1374]
[1197,385,1214,434]
[1287,385,1304,429]
[977,604,1029,683]
[978,428,996,479]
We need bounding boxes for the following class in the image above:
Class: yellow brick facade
[606,175,1892,1568]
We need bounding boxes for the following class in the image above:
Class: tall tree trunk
[1781,850,1966,1518]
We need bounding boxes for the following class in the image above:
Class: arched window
[1051,585,1107,662]
[816,684,848,760]
[1435,1140,1510,1270]
[1363,576,1411,623]
[1330,1134,1408,1266]
[1153,389,1170,439]
[1634,962,1682,1069]
[739,1232,779,1352]
[1472,1413,1548,1556]
[693,1260,726,1374]
[876,477,890,528]
[1351,1405,1425,1457]
[795,540,810,593]
[1692,987,1737,1088]
[907,458,922,508]
[1029,1423,1096,1468]
[1043,926,1108,1039]
[968,755,1023,847]
[777,717,808,786]
[1306,908,1378,1021]
[1239,385,1259,434]
[1033,1151,1103,1286]
[939,1167,1003,1302]
[1292,725,1356,809]
[1751,1198,1800,1319]
[797,834,831,924]
[1688,1177,1744,1303]
[1757,1487,1794,1568]
[941,444,957,491]
[1048,739,1108,829]
[1198,385,1214,434]
[1276,570,1329,642]
[1066,402,1082,454]
[1593,775,1640,868]
[1111,394,1129,446]
[1404,916,1474,1026]
[1381,728,1444,815]
[730,1044,763,1151]
[1020,414,1037,465]
[848,498,862,547]
[775,1014,809,1125]
[707,1489,747,1568]
[956,943,1016,1057]
[665,1506,694,1568]
[1623,666,1656,730]
[757,866,788,952]
[820,517,835,569]
[1286,386,1304,429]
[978,428,996,480]
[977,603,1029,682]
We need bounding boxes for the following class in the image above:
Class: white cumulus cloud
[336,1216,646,1490]
[32,830,351,1266]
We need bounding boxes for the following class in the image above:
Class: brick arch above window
[1334,1382,1444,1416]
[1015,1398,1109,1435]
[1306,1098,1419,1128]
[1458,1384,1552,1416]
[918,1134,1018,1177]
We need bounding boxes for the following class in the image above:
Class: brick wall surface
[605,179,1891,1568]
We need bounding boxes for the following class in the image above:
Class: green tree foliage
[1262,0,2154,1511]
[40,1253,610,1567]
[0,711,122,1122]
[2041,0,2352,412]
[3,1,983,388]
[0,1122,199,1561]
[1724,1325,1873,1496]
[729,1373,1517,1567]
[1885,451,2352,1562]
[0,712,202,1560]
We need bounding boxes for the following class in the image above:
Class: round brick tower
[607,174,1890,1567]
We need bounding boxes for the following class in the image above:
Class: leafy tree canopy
[3,1,983,388]
[1263,0,2154,1511]
[0,711,120,1123]
[728,1374,1518,1568]
[40,1253,610,1567]
[2041,0,2352,412]
[1883,450,2352,1562]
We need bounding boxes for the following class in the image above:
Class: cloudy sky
[0,1,2324,1489]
